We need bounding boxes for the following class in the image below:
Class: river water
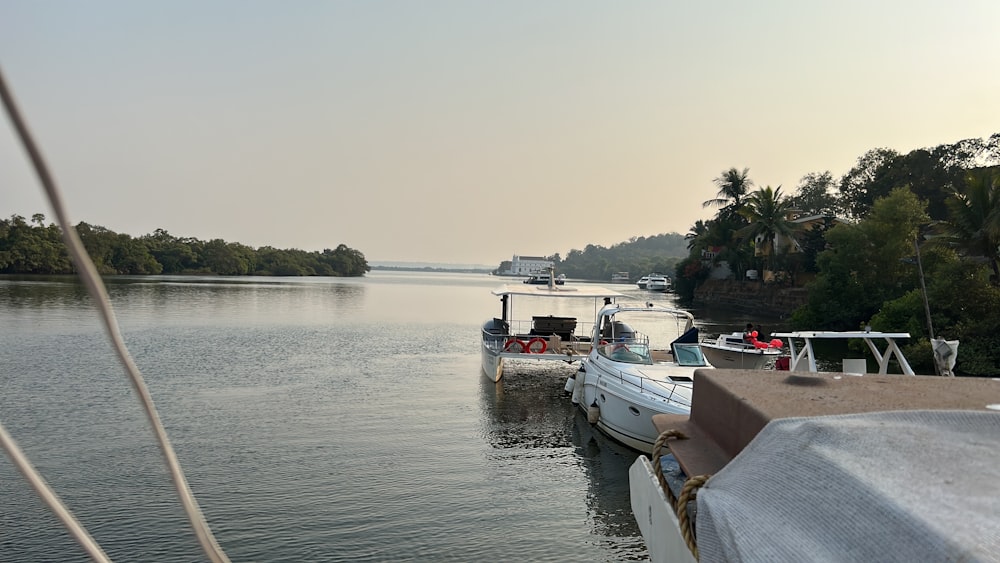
[0,271,762,562]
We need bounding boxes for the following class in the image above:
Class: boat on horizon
[523,271,566,285]
[646,274,672,292]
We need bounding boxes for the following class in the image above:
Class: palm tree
[704,167,754,220]
[937,168,1000,284]
[737,186,799,275]
[685,220,709,251]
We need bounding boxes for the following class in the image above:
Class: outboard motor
[601,320,635,342]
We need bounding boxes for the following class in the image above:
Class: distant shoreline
[370,265,493,274]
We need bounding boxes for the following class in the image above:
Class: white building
[506,255,553,276]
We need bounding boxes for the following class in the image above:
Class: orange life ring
[526,337,548,354]
[504,338,527,353]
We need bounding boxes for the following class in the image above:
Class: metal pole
[913,238,934,340]
[914,237,939,375]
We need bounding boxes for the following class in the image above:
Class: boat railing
[604,365,693,407]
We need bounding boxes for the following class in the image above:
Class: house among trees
[503,255,553,275]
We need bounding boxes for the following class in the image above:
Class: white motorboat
[567,302,712,453]
[646,274,672,292]
[699,331,783,369]
[636,275,650,289]
[481,282,623,382]
[523,271,566,285]
[611,272,630,283]
[629,369,999,563]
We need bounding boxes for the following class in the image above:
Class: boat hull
[699,344,778,370]
[630,456,697,563]
[575,364,692,454]
[481,344,503,382]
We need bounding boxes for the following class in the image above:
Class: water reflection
[478,365,647,560]
[0,275,368,329]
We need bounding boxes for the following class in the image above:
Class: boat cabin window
[672,343,709,367]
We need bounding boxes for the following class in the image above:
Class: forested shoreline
[0,215,369,277]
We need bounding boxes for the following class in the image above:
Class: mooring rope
[0,65,230,563]
[677,473,711,560]
[651,428,687,507]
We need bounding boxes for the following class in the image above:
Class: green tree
[935,167,1000,284]
[789,172,842,217]
[838,148,899,220]
[793,188,929,330]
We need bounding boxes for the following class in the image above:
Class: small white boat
[611,272,630,283]
[636,275,650,289]
[699,331,783,369]
[646,274,672,292]
[568,302,712,453]
[481,282,623,382]
[523,271,566,285]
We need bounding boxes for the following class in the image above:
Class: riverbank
[692,279,808,317]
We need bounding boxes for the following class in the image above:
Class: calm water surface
[0,272,760,562]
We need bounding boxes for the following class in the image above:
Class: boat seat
[530,315,576,340]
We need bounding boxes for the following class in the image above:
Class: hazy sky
[2,1,998,265]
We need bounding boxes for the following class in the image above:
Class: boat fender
[564,377,576,394]
[587,400,600,424]
[769,338,783,348]
[526,337,548,354]
[571,371,583,404]
[504,338,527,353]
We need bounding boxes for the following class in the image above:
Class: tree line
[0,214,369,277]
[493,233,690,281]
[678,133,1000,376]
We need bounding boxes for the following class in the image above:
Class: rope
[651,429,687,507]
[677,474,710,561]
[0,65,230,563]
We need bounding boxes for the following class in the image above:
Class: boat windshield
[673,343,709,367]
[599,342,652,364]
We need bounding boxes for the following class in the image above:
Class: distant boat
[646,274,672,292]
[523,272,566,285]
[611,272,630,283]
[636,275,651,289]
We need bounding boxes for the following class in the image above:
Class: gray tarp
[697,410,1000,562]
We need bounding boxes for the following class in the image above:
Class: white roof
[773,331,910,339]
[491,284,624,299]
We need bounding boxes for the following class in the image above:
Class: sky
[2,1,999,266]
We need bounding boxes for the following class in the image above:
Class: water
[0,272,760,562]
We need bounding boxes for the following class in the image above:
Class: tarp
[696,410,1000,563]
